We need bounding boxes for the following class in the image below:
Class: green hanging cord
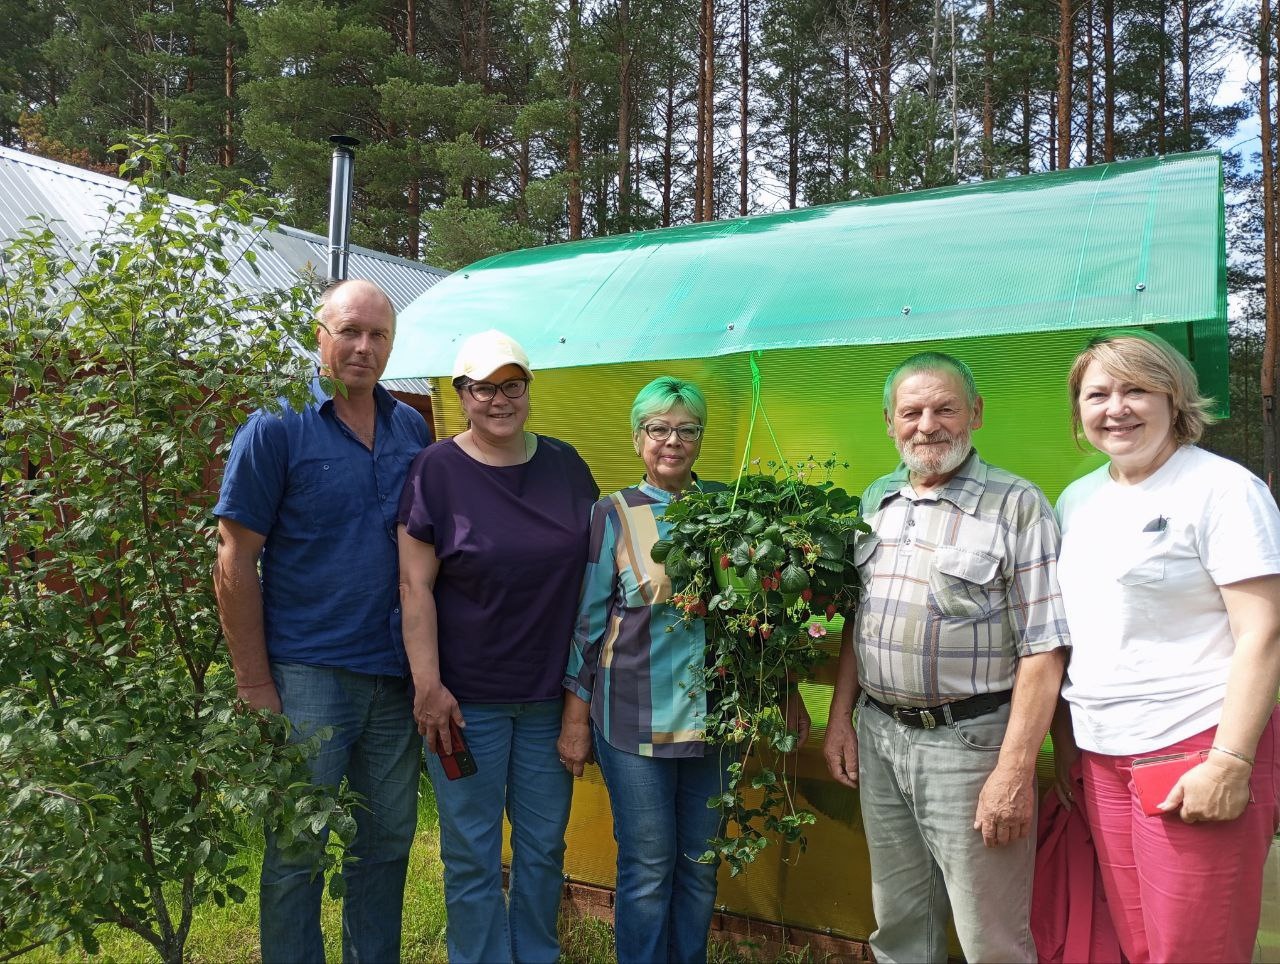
[729,352,793,513]
[729,353,763,512]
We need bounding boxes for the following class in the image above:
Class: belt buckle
[892,706,937,729]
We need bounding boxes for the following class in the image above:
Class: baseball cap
[451,329,534,383]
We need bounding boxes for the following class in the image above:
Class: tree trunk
[1103,0,1115,160]
[1178,0,1191,149]
[951,8,959,175]
[700,0,716,221]
[1084,0,1095,164]
[662,73,675,227]
[739,0,748,216]
[1157,0,1167,154]
[1262,0,1279,494]
[222,0,236,167]
[1020,85,1031,174]
[618,0,631,228]
[983,0,995,178]
[405,0,419,259]
[876,0,892,184]
[1048,91,1057,170]
[1057,0,1072,169]
[567,0,583,239]
[927,0,940,172]
[788,68,798,208]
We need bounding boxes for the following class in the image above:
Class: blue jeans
[259,662,420,964]
[425,700,572,964]
[592,729,730,964]
[855,694,1035,964]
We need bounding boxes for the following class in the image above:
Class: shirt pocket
[291,457,356,527]
[928,546,1001,619]
[1117,555,1165,586]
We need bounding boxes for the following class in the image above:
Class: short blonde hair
[1067,330,1215,446]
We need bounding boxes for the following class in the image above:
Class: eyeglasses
[464,378,529,402]
[641,423,704,443]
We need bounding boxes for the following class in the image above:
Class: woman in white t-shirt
[1053,330,1280,964]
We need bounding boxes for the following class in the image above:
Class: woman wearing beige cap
[398,329,599,963]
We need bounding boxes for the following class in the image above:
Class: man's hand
[974,762,1035,847]
[414,680,462,752]
[823,716,859,788]
[236,680,281,714]
[557,718,593,777]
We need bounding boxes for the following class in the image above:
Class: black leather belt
[864,690,1013,730]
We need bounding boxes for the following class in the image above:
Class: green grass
[19,777,815,963]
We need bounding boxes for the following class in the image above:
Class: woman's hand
[1161,756,1252,823]
[558,693,593,777]
[557,718,593,777]
[1052,737,1082,811]
[414,679,462,753]
[1049,697,1080,810]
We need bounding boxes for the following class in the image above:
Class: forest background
[2,0,1277,480]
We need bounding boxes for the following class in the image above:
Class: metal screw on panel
[1135,283,1146,291]
[559,336,566,343]
[901,306,911,315]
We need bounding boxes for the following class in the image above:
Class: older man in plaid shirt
[823,351,1069,964]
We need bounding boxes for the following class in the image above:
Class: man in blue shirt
[214,279,431,963]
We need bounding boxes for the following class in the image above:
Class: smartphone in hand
[435,719,478,780]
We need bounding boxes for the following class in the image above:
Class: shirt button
[908,519,915,526]
[393,607,400,614]
[323,463,329,470]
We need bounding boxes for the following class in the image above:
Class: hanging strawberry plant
[651,457,868,874]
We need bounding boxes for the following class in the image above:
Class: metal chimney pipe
[326,134,360,282]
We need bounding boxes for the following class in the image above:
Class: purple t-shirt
[398,435,599,703]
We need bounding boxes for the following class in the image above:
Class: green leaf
[779,564,810,593]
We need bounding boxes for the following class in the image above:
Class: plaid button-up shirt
[853,451,1070,706]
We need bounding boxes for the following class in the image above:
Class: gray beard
[897,434,971,479]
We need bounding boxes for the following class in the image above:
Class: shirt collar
[311,375,396,419]
[876,449,987,515]
[638,473,703,504]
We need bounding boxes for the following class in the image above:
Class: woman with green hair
[558,375,809,964]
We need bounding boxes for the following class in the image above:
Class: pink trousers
[1080,710,1280,964]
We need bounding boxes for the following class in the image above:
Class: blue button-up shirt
[214,379,431,675]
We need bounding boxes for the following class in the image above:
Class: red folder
[1130,749,1209,816]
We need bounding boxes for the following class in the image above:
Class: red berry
[761,626,773,640]
[716,666,727,679]
[760,577,771,589]
[720,554,731,570]
[826,604,837,619]
[801,588,813,602]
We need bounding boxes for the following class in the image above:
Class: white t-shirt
[1056,445,1280,755]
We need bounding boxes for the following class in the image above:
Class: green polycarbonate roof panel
[387,150,1225,388]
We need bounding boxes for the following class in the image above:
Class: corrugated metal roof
[0,145,445,395]
[387,151,1227,397]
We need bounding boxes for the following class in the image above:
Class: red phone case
[1130,749,1209,816]
[435,719,478,780]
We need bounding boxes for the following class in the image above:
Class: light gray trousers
[856,695,1037,964]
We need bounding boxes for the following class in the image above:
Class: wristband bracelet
[1211,745,1255,766]
[237,680,275,690]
